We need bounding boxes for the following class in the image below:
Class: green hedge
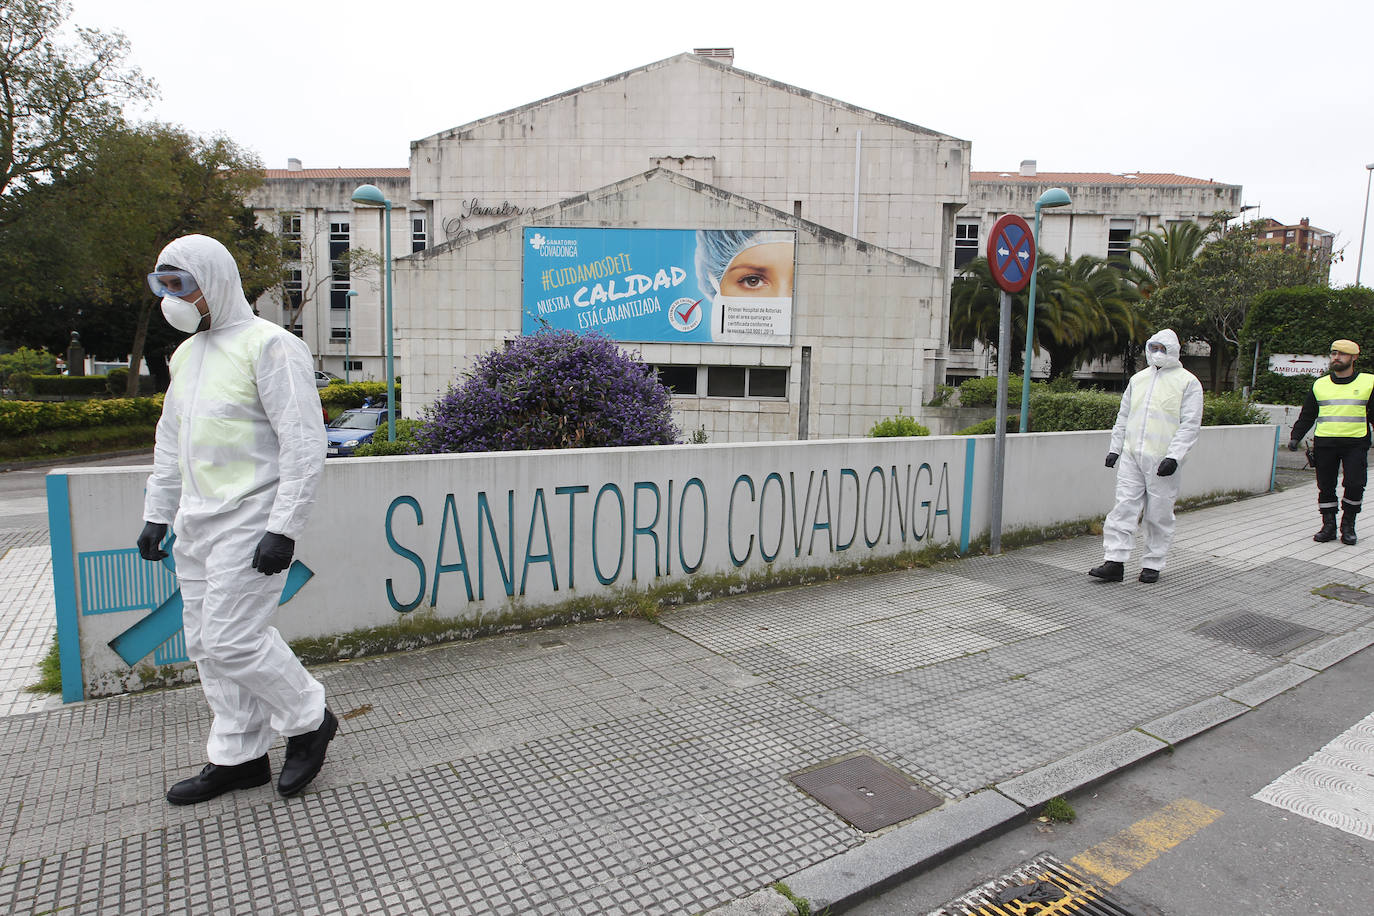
[954,389,1267,435]
[352,418,422,457]
[1242,285,1374,405]
[867,412,931,437]
[0,396,163,437]
[318,380,401,412]
[18,374,110,396]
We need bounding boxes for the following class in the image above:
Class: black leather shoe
[1138,568,1160,583]
[1089,561,1124,582]
[1340,516,1358,546]
[166,755,270,805]
[1314,515,1338,542]
[278,708,338,797]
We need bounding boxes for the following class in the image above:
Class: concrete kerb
[0,447,154,473]
[717,627,1374,916]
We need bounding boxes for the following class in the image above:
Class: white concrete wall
[410,54,969,268]
[48,424,1278,700]
[246,175,413,380]
[394,169,945,443]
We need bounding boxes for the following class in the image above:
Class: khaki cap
[1331,339,1360,356]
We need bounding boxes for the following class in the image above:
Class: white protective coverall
[1101,329,1204,570]
[143,235,328,766]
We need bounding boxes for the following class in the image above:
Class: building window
[654,364,787,399]
[749,367,787,398]
[707,366,746,397]
[329,220,350,310]
[954,223,980,268]
[284,322,303,337]
[280,212,302,260]
[284,269,303,314]
[411,215,427,253]
[330,327,351,341]
[345,360,363,372]
[655,365,698,394]
[1107,219,1134,266]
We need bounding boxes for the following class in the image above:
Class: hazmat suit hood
[1146,329,1183,370]
[155,235,255,332]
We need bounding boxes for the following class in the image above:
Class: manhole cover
[1315,584,1374,606]
[927,853,1146,915]
[1191,611,1324,657]
[787,753,941,832]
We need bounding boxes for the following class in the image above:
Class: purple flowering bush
[413,330,680,453]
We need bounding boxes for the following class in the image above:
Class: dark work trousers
[1314,444,1368,515]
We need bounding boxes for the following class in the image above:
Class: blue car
[326,406,389,457]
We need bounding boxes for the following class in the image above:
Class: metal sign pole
[991,290,1011,554]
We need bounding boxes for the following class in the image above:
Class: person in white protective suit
[136,234,337,805]
[1089,329,1203,584]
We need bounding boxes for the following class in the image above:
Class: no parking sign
[987,214,1036,293]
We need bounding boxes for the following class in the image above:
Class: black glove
[252,532,295,576]
[1288,439,1301,452]
[1105,452,1119,468]
[137,522,169,561]
[1157,457,1178,477]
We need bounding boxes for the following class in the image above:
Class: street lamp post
[350,184,395,442]
[1358,163,1374,287]
[343,290,358,383]
[1020,188,1072,432]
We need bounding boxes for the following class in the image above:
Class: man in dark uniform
[1289,339,1374,545]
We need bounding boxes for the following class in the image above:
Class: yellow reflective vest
[1313,373,1374,439]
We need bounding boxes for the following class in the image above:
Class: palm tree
[1128,221,1206,298]
[950,253,1144,379]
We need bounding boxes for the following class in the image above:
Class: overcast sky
[69,0,1374,286]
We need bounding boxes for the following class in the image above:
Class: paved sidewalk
[2,478,1373,915]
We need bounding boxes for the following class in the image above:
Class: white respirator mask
[1147,349,1170,368]
[161,296,206,334]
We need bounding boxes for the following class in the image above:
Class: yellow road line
[1070,797,1223,887]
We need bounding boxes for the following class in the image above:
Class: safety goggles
[146,269,199,298]
[1146,343,1168,354]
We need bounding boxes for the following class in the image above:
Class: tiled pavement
[1,477,1372,915]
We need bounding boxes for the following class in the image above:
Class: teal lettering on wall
[432,493,474,604]
[378,458,959,610]
[679,477,707,573]
[520,488,557,595]
[384,495,426,613]
[788,470,816,558]
[759,472,785,563]
[633,481,661,582]
[477,491,516,599]
[863,466,885,548]
[556,485,589,589]
[592,483,625,585]
[728,475,755,567]
[836,468,860,551]
[809,470,833,555]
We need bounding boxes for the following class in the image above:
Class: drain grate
[927,853,1145,915]
[1191,611,1324,657]
[787,753,941,832]
[1315,583,1374,606]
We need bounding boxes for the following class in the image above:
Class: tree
[0,123,281,392]
[949,253,1145,378]
[413,330,680,453]
[1128,221,1206,298]
[0,0,156,199]
[1146,217,1328,390]
[275,215,381,339]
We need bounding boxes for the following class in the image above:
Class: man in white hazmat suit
[136,234,337,804]
[1089,329,1203,584]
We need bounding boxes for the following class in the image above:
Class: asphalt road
[852,644,1374,915]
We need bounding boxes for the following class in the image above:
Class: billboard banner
[522,227,795,345]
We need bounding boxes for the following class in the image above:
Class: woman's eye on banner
[721,242,794,297]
